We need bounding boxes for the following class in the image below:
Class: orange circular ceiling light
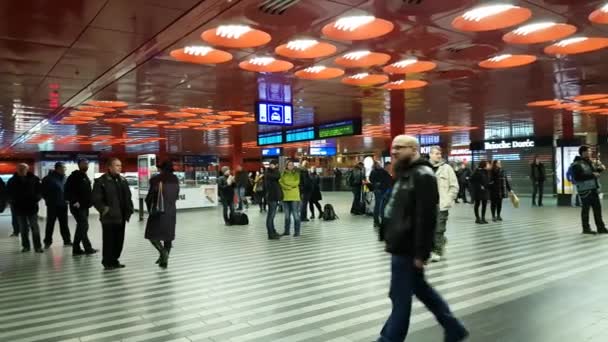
[218,110,249,116]
[585,108,608,114]
[141,120,170,125]
[131,123,158,128]
[85,100,128,108]
[549,102,579,109]
[589,4,608,24]
[122,109,158,116]
[224,120,247,125]
[239,57,293,73]
[383,80,428,90]
[589,98,608,104]
[295,66,344,80]
[207,124,230,129]
[69,111,104,117]
[208,115,231,121]
[63,116,96,121]
[452,4,532,32]
[382,58,436,74]
[57,120,88,125]
[186,118,216,124]
[275,39,337,59]
[567,105,600,112]
[164,124,189,129]
[545,37,608,55]
[180,107,213,114]
[170,46,232,64]
[103,118,134,124]
[322,15,394,41]
[77,106,115,113]
[334,51,391,68]
[341,73,388,86]
[193,127,215,131]
[526,100,561,107]
[201,25,271,48]
[235,117,255,122]
[572,94,608,101]
[503,22,577,44]
[478,54,536,69]
[164,112,197,119]
[179,122,203,127]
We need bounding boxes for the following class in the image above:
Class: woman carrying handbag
[145,161,180,268]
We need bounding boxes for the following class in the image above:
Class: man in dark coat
[264,160,282,240]
[92,158,134,270]
[7,163,43,253]
[455,163,471,203]
[530,155,546,206]
[369,161,393,228]
[349,163,365,215]
[218,166,236,226]
[65,159,97,256]
[145,161,180,268]
[42,162,72,248]
[299,160,313,222]
[570,146,607,235]
[235,165,249,210]
[377,135,468,342]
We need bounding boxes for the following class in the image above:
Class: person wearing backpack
[280,160,301,237]
[349,163,365,215]
[264,160,282,240]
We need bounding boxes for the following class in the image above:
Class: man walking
[218,166,235,226]
[235,165,249,210]
[349,163,365,215]
[264,160,282,240]
[456,163,471,203]
[570,146,607,235]
[42,162,72,248]
[429,146,459,262]
[299,160,313,222]
[369,161,392,228]
[377,135,468,342]
[530,156,546,206]
[92,158,134,270]
[65,159,97,256]
[7,164,44,253]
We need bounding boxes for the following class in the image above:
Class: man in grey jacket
[429,146,459,262]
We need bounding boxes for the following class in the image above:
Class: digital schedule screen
[257,131,283,146]
[285,127,315,142]
[318,120,360,138]
[309,147,337,156]
[262,147,282,156]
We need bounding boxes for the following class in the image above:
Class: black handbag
[149,182,165,216]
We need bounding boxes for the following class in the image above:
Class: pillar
[231,126,243,170]
[389,75,405,142]
[562,111,574,140]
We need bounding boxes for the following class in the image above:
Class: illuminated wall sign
[420,146,433,154]
[262,147,282,157]
[309,147,337,156]
[484,139,535,150]
[257,131,284,146]
[419,134,440,146]
[450,148,471,155]
[318,120,360,138]
[286,126,315,142]
[257,101,293,126]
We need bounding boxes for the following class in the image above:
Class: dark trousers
[222,198,235,224]
[266,201,279,237]
[17,214,42,250]
[373,189,388,225]
[532,181,544,205]
[458,183,468,202]
[474,199,487,220]
[10,205,19,235]
[44,205,71,245]
[256,191,266,211]
[351,187,363,214]
[300,191,311,220]
[71,206,92,252]
[581,191,606,232]
[283,201,301,235]
[309,200,323,218]
[377,255,466,342]
[490,196,503,218]
[102,222,126,267]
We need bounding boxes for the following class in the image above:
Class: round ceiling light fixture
[57,120,88,125]
[503,22,577,44]
[207,124,231,129]
[63,116,96,121]
[478,54,536,68]
[295,66,345,80]
[140,120,170,125]
[224,120,247,125]
[170,46,233,64]
[218,111,249,116]
[452,4,532,32]
[69,111,104,117]
[572,94,608,101]
[334,50,391,68]
[131,123,158,128]
[275,39,337,59]
[85,100,128,108]
[164,112,197,119]
[201,25,271,48]
[77,106,115,113]
[341,73,389,86]
[589,3,608,24]
[180,107,213,114]
[178,122,203,127]
[122,109,159,116]
[382,58,437,74]
[234,117,255,122]
[163,124,190,129]
[239,57,294,73]
[382,80,428,90]
[186,118,216,124]
[207,115,232,121]
[322,15,394,41]
[589,98,608,104]
[526,99,561,107]
[545,37,608,55]
[103,118,135,124]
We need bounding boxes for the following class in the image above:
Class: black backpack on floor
[322,204,338,221]
[230,212,249,225]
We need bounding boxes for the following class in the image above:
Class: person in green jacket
[280,160,302,237]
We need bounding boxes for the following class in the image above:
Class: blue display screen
[309,147,337,156]
[257,101,293,126]
[258,132,284,146]
[285,127,315,142]
[262,147,282,157]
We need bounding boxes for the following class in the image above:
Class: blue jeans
[17,214,42,250]
[283,201,301,235]
[266,201,279,237]
[377,255,466,342]
[373,189,389,225]
[237,186,247,210]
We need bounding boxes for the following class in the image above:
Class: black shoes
[268,232,281,240]
[35,248,44,253]
[282,232,291,236]
[21,248,30,253]
[85,249,98,255]
[73,249,86,256]
[64,242,73,247]
[598,229,608,234]
[475,219,482,224]
[582,230,597,235]
[293,233,301,237]
[44,243,51,249]
[476,219,488,224]
[21,247,43,253]
[9,233,19,237]
[497,216,503,221]
[104,263,126,270]
[492,217,497,222]
[301,218,310,222]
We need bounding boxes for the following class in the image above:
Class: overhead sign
[257,101,293,126]
[484,139,535,150]
[257,131,284,146]
[318,120,361,139]
[309,147,337,156]
[286,127,315,142]
[262,147,282,157]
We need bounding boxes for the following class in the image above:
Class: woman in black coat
[489,160,512,222]
[145,161,180,268]
[309,170,323,219]
[470,161,491,224]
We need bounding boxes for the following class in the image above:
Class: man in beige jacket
[429,146,459,262]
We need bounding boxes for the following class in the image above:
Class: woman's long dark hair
[478,160,488,169]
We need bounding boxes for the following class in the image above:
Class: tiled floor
[1,193,608,342]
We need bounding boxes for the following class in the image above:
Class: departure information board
[257,131,283,146]
[318,120,359,138]
[285,127,315,142]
